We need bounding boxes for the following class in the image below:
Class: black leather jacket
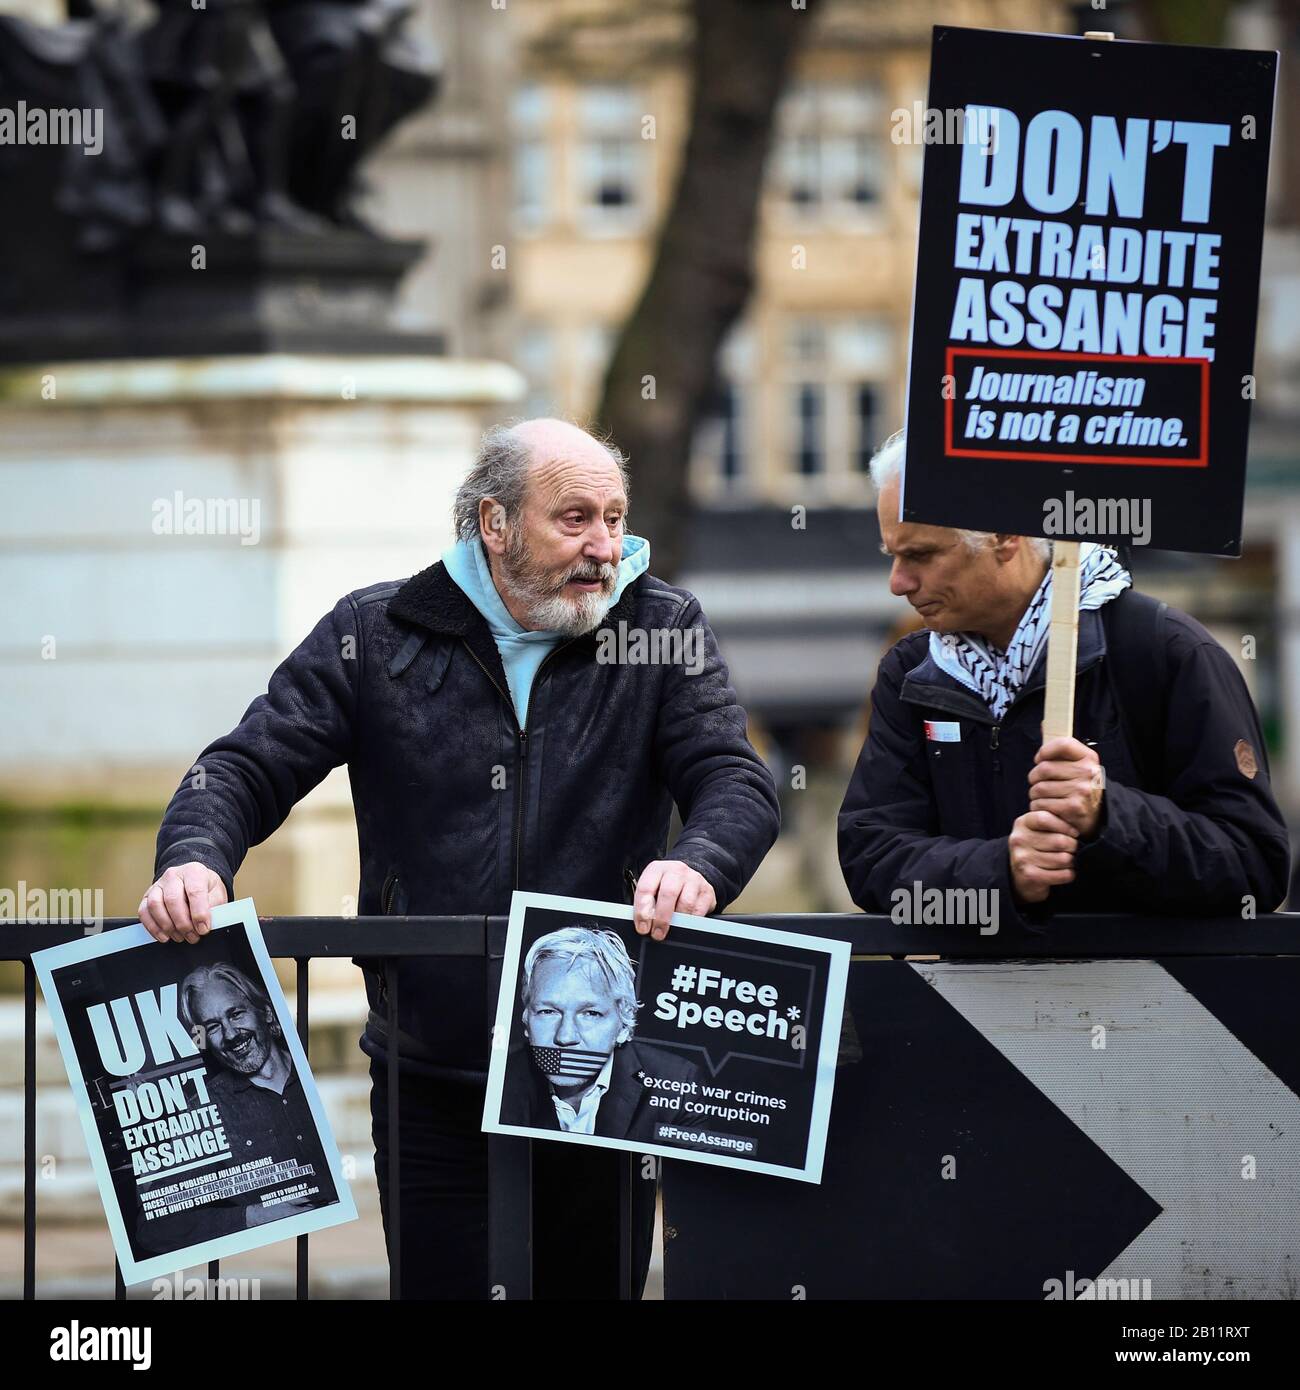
[155,561,780,1077]
[839,591,1290,931]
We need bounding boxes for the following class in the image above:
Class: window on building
[690,321,756,497]
[511,84,552,231]
[854,383,879,473]
[576,322,617,412]
[576,85,646,232]
[901,85,927,197]
[716,384,744,481]
[774,81,886,219]
[696,380,749,486]
[794,383,826,475]
[780,317,891,492]
[515,323,557,418]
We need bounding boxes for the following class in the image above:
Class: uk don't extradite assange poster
[902,27,1276,554]
[32,900,356,1284]
[482,892,851,1183]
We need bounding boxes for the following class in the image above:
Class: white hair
[869,428,1051,561]
[521,924,641,1035]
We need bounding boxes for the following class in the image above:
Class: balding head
[452,418,632,634]
[452,419,629,544]
[510,418,622,475]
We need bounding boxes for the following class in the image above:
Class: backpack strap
[1099,588,1169,790]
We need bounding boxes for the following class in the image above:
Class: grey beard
[521,586,614,635]
[498,545,617,635]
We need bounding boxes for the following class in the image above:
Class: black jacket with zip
[838,589,1290,931]
[153,561,780,1077]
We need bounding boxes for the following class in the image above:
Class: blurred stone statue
[141,0,323,235]
[0,6,165,253]
[270,0,440,230]
[0,0,442,360]
[139,0,438,235]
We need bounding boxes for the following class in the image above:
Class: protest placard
[482,892,850,1183]
[32,899,356,1284]
[903,26,1276,555]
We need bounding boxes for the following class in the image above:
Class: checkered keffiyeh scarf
[929,544,1131,720]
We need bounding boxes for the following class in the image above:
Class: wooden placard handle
[1042,539,1082,739]
[1038,28,1113,744]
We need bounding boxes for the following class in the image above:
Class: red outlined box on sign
[943,347,1210,468]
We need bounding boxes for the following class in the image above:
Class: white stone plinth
[0,353,523,916]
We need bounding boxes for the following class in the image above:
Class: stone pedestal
[0,354,524,932]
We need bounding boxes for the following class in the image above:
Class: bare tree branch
[594,0,824,578]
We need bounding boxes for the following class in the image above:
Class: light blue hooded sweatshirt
[440,533,651,728]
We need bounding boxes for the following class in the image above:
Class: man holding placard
[136,418,781,1298]
[844,27,1290,930]
[838,429,1290,929]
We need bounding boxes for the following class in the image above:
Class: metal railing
[5,912,1297,1300]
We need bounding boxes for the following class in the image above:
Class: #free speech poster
[483,892,851,1183]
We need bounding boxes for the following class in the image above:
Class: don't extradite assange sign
[902,27,1277,555]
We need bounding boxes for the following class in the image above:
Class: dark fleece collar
[389,559,641,642]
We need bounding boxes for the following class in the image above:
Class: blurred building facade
[4,0,1300,1292]
[3,0,1299,919]
[410,0,1295,904]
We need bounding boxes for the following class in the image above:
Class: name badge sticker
[924,720,962,743]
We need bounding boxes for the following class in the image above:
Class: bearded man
[138,417,780,1298]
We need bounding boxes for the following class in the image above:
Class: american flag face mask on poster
[530,1045,608,1083]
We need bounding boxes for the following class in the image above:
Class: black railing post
[385,959,400,1301]
[23,963,36,1301]
[486,915,532,1299]
[618,1153,635,1300]
[295,957,310,1301]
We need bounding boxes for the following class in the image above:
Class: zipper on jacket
[460,637,576,891]
[513,729,527,888]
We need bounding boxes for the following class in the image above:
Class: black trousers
[369,1059,656,1299]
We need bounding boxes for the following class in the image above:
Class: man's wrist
[1078,792,1107,846]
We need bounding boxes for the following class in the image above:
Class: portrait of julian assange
[135,961,334,1253]
[501,923,701,1142]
